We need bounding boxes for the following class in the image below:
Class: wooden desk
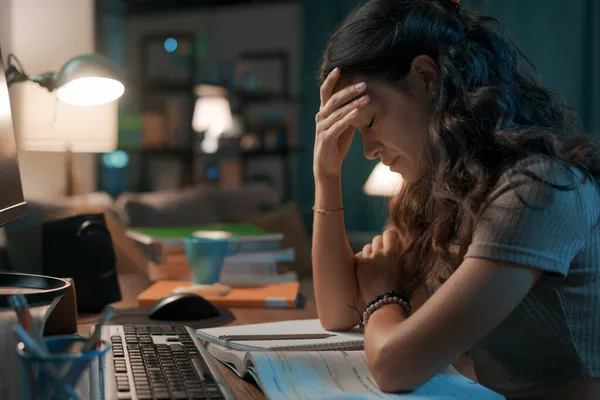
[77,273,317,400]
[77,274,477,399]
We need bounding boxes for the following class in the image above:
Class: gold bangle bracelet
[312,205,344,216]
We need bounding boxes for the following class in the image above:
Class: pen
[10,295,47,350]
[83,305,115,352]
[8,295,44,400]
[61,305,115,388]
[219,333,336,341]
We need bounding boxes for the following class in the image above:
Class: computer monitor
[0,46,27,227]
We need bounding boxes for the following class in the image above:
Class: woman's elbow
[371,365,425,393]
[369,344,429,393]
[318,315,357,332]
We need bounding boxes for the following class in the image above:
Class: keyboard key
[116,384,130,392]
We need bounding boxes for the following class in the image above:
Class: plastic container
[16,335,110,400]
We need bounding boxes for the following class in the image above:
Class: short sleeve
[464,158,593,276]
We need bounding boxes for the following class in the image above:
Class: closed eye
[367,117,375,129]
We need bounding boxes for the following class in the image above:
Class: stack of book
[127,224,297,285]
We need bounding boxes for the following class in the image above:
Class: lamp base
[64,148,79,196]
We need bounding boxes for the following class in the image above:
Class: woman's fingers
[322,109,358,140]
[319,81,367,119]
[372,235,383,252]
[319,68,340,108]
[319,94,369,131]
[362,243,373,258]
[383,228,401,251]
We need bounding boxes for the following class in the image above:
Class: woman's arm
[312,68,370,331]
[362,164,590,392]
[364,257,540,392]
[312,177,366,331]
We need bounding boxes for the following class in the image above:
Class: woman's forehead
[332,74,362,93]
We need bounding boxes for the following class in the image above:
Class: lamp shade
[54,54,125,106]
[192,84,233,153]
[363,162,404,197]
[17,82,118,153]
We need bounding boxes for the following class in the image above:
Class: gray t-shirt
[462,156,600,398]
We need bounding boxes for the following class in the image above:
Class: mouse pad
[108,307,235,329]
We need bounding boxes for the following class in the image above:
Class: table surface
[78,273,318,400]
[78,273,477,399]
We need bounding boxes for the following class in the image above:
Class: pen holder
[16,335,110,400]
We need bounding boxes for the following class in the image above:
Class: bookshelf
[131,44,299,200]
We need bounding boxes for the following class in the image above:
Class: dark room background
[97,0,600,233]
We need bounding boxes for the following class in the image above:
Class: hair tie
[450,0,460,13]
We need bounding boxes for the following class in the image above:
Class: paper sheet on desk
[250,350,504,400]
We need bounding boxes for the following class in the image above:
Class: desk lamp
[5,53,124,106]
[5,53,125,195]
[363,162,404,230]
[192,84,233,154]
[364,162,404,197]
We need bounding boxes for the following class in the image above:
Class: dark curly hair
[319,0,600,290]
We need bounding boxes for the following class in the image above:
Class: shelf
[240,147,298,157]
[121,147,194,156]
[121,0,298,16]
[120,146,299,157]
[143,82,194,93]
[234,90,297,102]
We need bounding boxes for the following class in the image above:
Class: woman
[311,0,600,399]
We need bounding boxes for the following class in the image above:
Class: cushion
[237,202,312,278]
[115,183,281,228]
[204,183,281,222]
[115,186,220,228]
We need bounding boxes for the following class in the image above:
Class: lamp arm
[5,53,29,87]
[5,53,57,91]
[29,72,58,91]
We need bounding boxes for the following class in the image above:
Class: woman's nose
[363,139,380,160]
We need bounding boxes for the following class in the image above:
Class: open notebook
[196,319,504,399]
[195,318,364,352]
[204,343,504,399]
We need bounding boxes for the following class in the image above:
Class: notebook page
[249,350,504,399]
[196,319,364,351]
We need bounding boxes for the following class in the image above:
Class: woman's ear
[406,55,440,101]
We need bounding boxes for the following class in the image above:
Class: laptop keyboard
[105,324,225,400]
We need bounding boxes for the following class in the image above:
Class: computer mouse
[148,292,221,321]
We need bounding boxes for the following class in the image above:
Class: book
[137,280,300,309]
[127,224,286,265]
[128,223,283,249]
[219,271,298,286]
[196,319,363,352]
[197,320,504,399]
[224,248,295,264]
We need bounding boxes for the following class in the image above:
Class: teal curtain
[297,0,600,233]
[462,0,600,135]
[298,0,385,234]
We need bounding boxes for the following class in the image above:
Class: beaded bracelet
[366,291,411,312]
[361,291,411,328]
